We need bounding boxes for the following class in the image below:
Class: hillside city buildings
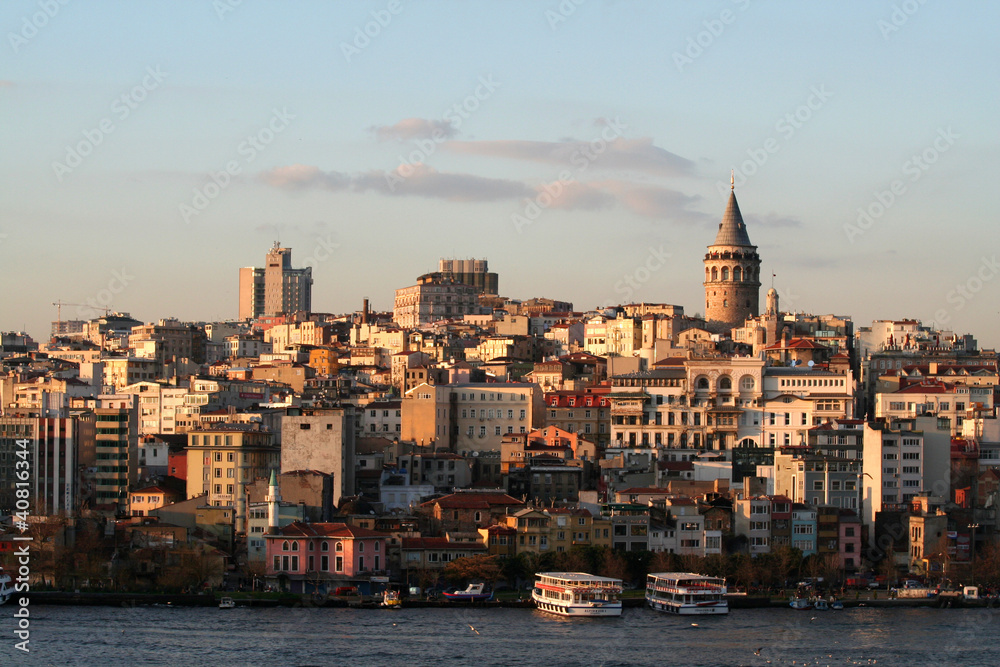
[3,186,999,595]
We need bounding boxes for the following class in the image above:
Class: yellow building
[128,484,182,517]
[185,424,279,530]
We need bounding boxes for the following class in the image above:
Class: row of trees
[441,545,845,592]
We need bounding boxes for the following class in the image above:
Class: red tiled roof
[764,338,827,350]
[423,492,524,510]
[273,522,387,539]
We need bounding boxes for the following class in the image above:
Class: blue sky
[1,1,998,347]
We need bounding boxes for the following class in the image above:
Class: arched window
[719,376,732,391]
[308,541,314,551]
[359,542,365,552]
[321,541,329,552]
[335,542,343,552]
[711,267,718,281]
[740,375,755,392]
[697,377,709,390]
[733,267,742,282]
[705,267,710,281]
[282,540,290,552]
[291,541,299,551]
[721,267,730,281]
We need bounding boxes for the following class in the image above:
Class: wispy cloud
[446,137,696,177]
[369,118,457,142]
[745,213,802,228]
[261,163,533,202]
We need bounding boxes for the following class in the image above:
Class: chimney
[363,298,370,325]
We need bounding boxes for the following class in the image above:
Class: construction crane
[52,300,113,335]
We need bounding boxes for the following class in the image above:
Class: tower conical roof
[712,190,753,247]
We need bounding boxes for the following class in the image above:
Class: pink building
[264,521,388,594]
[838,510,862,571]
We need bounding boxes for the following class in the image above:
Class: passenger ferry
[645,572,729,615]
[532,572,623,617]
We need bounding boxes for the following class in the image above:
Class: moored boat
[442,582,493,602]
[382,589,402,608]
[0,568,13,606]
[645,572,729,615]
[813,598,829,611]
[532,572,622,617]
[789,597,813,610]
[218,596,236,609]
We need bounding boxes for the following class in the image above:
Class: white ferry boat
[532,572,623,617]
[645,572,729,615]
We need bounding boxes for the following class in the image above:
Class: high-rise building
[239,243,313,320]
[704,180,761,330]
[438,258,498,295]
[0,416,78,516]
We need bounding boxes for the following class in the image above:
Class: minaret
[266,469,281,535]
[703,175,761,330]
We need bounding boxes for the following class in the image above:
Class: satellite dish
[472,451,479,457]
[807,360,815,368]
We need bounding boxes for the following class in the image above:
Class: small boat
[532,572,622,617]
[813,598,829,611]
[382,590,402,608]
[0,568,13,606]
[442,582,493,602]
[218,596,236,609]
[789,597,813,610]
[830,599,844,610]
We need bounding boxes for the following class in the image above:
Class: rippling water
[7,604,1000,666]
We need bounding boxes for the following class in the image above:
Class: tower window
[722,267,730,281]
[734,267,742,281]
[724,299,728,307]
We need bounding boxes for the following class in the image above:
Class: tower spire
[731,170,735,190]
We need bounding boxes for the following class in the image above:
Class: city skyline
[2,2,998,346]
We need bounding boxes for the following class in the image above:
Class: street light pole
[968,522,980,585]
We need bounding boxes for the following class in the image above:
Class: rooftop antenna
[771,272,776,289]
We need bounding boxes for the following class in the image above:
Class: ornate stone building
[704,182,761,330]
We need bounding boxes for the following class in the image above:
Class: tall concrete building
[438,258,498,295]
[704,180,761,330]
[239,243,313,320]
[393,274,481,329]
[280,407,356,509]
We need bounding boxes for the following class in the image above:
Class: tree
[600,549,628,581]
[444,555,502,586]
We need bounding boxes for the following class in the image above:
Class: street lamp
[968,523,980,584]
